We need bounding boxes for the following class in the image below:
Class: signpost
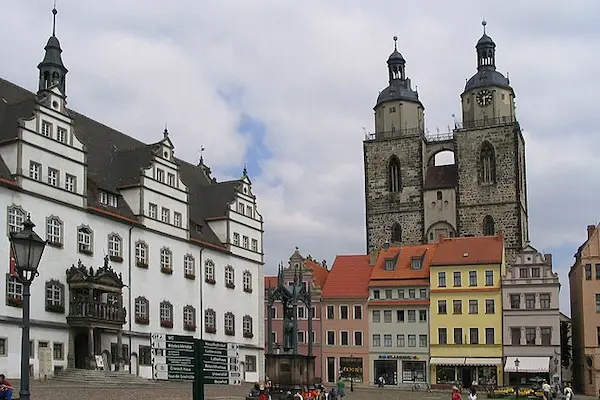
[151,333,195,381]
[201,340,241,385]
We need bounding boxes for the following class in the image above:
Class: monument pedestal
[266,353,316,389]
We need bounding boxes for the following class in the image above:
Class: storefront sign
[378,354,420,360]
[340,357,363,382]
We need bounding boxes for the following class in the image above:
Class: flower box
[225,329,235,336]
[160,320,173,328]
[7,296,23,308]
[161,267,173,275]
[78,248,93,256]
[45,303,65,314]
[184,273,196,280]
[47,241,63,249]
[135,317,149,325]
[243,287,253,294]
[225,282,235,289]
[205,326,216,334]
[243,331,254,339]
[205,278,216,285]
[109,255,123,263]
[184,324,197,332]
[136,262,149,269]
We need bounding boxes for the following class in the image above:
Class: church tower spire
[476,20,496,71]
[38,5,68,95]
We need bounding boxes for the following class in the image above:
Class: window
[29,161,41,180]
[148,203,157,219]
[246,355,257,373]
[438,328,447,345]
[56,127,67,143]
[224,312,235,335]
[411,258,422,270]
[251,239,258,252]
[243,315,253,338]
[184,255,195,278]
[541,327,552,345]
[326,331,335,345]
[539,293,551,309]
[135,241,148,267]
[438,300,447,314]
[242,236,249,249]
[453,300,462,314]
[384,334,393,347]
[385,289,393,299]
[485,328,495,344]
[340,331,349,346]
[373,334,381,347]
[161,207,170,223]
[45,280,64,312]
[596,294,600,313]
[159,301,173,328]
[353,305,362,320]
[41,120,52,137]
[383,310,392,323]
[326,305,334,319]
[6,274,23,306]
[242,270,252,292]
[77,226,93,254]
[408,289,416,298]
[7,205,26,233]
[65,174,76,192]
[373,290,380,299]
[156,168,164,181]
[419,335,427,347]
[480,141,496,184]
[453,272,461,287]
[510,294,520,309]
[167,173,175,186]
[160,248,172,272]
[354,331,363,346]
[419,310,427,322]
[438,272,446,287]
[47,168,59,186]
[398,289,405,299]
[297,331,305,344]
[586,265,592,280]
[511,327,521,345]
[108,234,122,260]
[246,205,253,218]
[407,310,416,322]
[174,212,182,227]
[225,265,235,288]
[384,259,395,271]
[485,299,495,314]
[139,346,151,366]
[397,334,405,347]
[397,310,405,322]
[453,328,463,344]
[469,271,477,286]
[204,260,215,283]
[483,215,495,236]
[525,327,536,345]
[205,309,216,333]
[485,270,494,286]
[372,310,380,323]
[46,216,63,245]
[598,327,600,346]
[233,233,240,246]
[134,297,149,324]
[470,328,479,344]
[269,307,276,319]
[525,294,535,309]
[182,306,196,330]
[419,288,427,299]
[597,264,600,280]
[408,335,416,347]
[519,268,529,278]
[388,157,401,192]
[53,343,64,360]
[532,267,541,278]
[238,202,245,213]
[469,300,478,314]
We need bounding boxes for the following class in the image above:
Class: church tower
[454,21,529,263]
[363,37,426,252]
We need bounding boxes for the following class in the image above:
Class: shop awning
[430,357,466,365]
[504,356,550,373]
[464,358,502,366]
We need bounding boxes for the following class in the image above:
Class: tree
[560,320,572,368]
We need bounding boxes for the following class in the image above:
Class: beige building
[569,224,600,395]
[501,245,561,385]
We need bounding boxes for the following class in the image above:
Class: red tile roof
[369,244,438,285]
[322,255,373,299]
[304,259,329,289]
[264,276,278,289]
[430,233,504,266]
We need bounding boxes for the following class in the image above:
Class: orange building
[321,255,373,385]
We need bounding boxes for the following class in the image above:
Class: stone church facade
[363,23,529,265]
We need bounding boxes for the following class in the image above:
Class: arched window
[388,156,402,192]
[225,265,235,289]
[480,142,496,184]
[183,305,196,331]
[205,309,216,333]
[391,223,402,243]
[243,270,252,293]
[184,254,195,279]
[160,248,172,273]
[243,315,253,338]
[159,301,173,328]
[224,312,235,336]
[483,215,495,236]
[134,297,150,324]
[45,280,65,313]
[135,241,148,267]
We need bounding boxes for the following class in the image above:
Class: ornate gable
[66,256,124,288]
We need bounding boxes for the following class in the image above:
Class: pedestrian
[542,380,551,400]
[563,384,573,400]
[452,386,463,400]
[468,387,477,400]
[337,378,345,398]
[0,375,12,400]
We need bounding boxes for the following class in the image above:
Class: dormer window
[167,173,175,187]
[238,202,245,213]
[411,257,423,270]
[156,168,164,182]
[384,259,395,271]
[99,191,118,207]
[56,127,67,143]
[41,121,52,137]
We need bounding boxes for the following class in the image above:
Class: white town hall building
[0,10,265,381]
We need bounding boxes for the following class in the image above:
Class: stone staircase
[51,368,161,386]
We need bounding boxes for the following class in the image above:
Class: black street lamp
[10,215,47,400]
[514,358,520,400]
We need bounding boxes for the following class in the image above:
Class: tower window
[483,215,495,236]
[436,191,442,201]
[480,142,496,184]
[391,223,402,243]
[388,156,401,192]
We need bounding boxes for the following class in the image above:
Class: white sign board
[38,347,53,380]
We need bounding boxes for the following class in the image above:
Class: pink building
[264,248,329,380]
[321,255,373,386]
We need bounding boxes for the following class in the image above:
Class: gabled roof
[322,255,372,299]
[430,234,504,266]
[369,244,437,284]
[0,77,246,249]
[304,258,330,289]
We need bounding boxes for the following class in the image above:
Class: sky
[2,1,599,316]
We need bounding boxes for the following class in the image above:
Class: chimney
[544,253,553,267]
[588,225,596,240]
[369,249,379,266]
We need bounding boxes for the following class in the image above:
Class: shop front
[374,354,428,385]
[340,357,364,383]
[504,356,551,386]
[431,357,501,388]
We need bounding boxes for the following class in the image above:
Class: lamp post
[514,358,520,400]
[10,215,47,400]
[350,355,354,392]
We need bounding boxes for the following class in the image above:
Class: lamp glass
[10,217,46,283]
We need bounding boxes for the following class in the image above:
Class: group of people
[248,378,348,400]
[450,380,574,400]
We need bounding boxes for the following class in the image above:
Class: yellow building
[429,234,505,388]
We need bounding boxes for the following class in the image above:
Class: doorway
[327,357,335,383]
[74,332,89,369]
[461,367,473,388]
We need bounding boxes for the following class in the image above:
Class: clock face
[476,89,493,107]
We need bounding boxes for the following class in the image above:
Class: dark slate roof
[0,77,242,249]
[423,165,458,190]
[464,69,511,93]
[375,79,422,109]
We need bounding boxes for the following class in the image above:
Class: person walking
[468,387,477,400]
[337,378,346,398]
[542,380,551,400]
[563,384,574,400]
[452,386,463,400]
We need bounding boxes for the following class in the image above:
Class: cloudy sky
[2,1,599,315]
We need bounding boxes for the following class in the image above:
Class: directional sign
[152,333,195,381]
[201,340,241,385]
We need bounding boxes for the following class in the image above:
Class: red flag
[9,247,16,277]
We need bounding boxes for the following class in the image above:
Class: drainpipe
[198,245,204,340]
[128,225,134,374]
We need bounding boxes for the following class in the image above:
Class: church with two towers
[363,22,529,264]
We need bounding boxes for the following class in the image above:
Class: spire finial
[242,164,248,177]
[163,124,169,138]
[52,1,58,37]
[199,146,205,164]
[482,19,487,34]
[393,35,398,51]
